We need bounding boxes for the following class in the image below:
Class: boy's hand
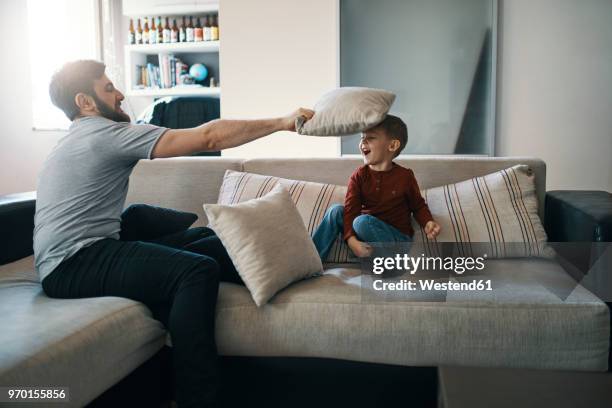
[347,236,373,258]
[424,220,441,240]
[283,108,315,131]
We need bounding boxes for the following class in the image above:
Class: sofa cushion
[214,258,609,371]
[205,185,323,306]
[0,257,166,407]
[413,165,550,258]
[217,169,353,263]
[296,87,396,136]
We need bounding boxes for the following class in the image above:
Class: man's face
[359,127,396,165]
[90,74,130,123]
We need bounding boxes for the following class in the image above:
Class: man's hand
[424,220,441,240]
[347,236,373,258]
[282,107,315,132]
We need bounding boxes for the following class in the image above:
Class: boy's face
[359,127,399,166]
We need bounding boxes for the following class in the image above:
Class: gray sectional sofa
[1,156,609,407]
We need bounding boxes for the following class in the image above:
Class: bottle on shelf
[163,17,171,43]
[136,18,143,44]
[194,17,203,42]
[203,15,211,41]
[171,19,178,43]
[186,16,194,42]
[128,19,135,44]
[153,16,164,44]
[143,17,150,45]
[179,16,186,42]
[150,17,157,44]
[211,15,219,41]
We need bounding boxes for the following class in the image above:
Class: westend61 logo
[372,253,487,275]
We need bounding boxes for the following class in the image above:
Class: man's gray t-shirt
[34,116,168,280]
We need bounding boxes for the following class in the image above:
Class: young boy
[313,115,441,259]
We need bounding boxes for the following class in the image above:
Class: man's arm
[151,108,313,158]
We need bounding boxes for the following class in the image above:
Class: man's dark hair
[375,114,408,157]
[49,60,106,121]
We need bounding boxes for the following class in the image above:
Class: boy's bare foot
[347,236,373,258]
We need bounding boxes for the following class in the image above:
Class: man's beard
[92,95,131,123]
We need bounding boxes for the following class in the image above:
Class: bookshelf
[126,41,219,54]
[123,0,218,16]
[122,1,220,107]
[126,86,221,98]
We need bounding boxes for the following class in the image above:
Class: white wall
[219,0,340,158]
[496,0,612,191]
[0,0,65,195]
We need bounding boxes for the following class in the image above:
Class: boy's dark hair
[376,114,408,157]
[49,60,106,121]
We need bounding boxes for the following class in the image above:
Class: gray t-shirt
[34,116,168,280]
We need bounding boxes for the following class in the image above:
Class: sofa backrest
[126,156,546,226]
[126,157,243,226]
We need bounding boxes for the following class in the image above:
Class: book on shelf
[134,54,207,93]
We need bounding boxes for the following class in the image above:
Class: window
[27,0,100,130]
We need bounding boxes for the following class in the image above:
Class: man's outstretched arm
[151,108,313,158]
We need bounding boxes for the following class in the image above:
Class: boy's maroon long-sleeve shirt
[343,163,433,241]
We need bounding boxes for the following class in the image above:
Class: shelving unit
[126,41,219,54]
[123,0,218,17]
[122,0,221,108]
[126,86,220,97]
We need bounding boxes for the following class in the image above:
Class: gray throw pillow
[204,185,323,306]
[296,87,396,136]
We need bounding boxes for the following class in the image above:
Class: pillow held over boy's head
[296,87,396,136]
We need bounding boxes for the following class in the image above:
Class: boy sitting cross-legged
[313,115,441,259]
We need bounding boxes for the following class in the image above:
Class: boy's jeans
[312,204,412,260]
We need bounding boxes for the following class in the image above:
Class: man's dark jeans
[42,227,242,408]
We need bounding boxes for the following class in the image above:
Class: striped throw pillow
[217,170,353,263]
[412,165,549,258]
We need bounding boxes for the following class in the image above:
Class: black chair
[139,96,221,156]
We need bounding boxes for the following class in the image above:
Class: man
[34,60,314,407]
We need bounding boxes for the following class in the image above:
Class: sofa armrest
[545,191,612,242]
[544,191,612,371]
[0,192,36,265]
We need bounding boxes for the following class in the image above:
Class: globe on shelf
[189,63,208,82]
